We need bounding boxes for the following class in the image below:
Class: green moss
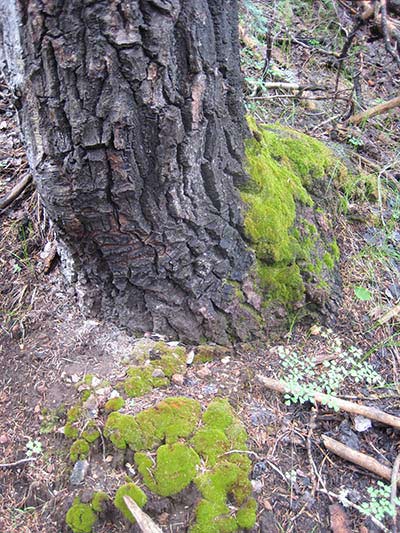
[91,491,109,513]
[66,497,96,533]
[102,396,254,532]
[236,498,257,529]
[67,405,82,424]
[124,367,158,397]
[190,500,237,533]
[81,422,100,443]
[135,442,200,497]
[114,483,147,523]
[241,117,342,306]
[64,423,79,440]
[104,397,201,451]
[202,399,235,431]
[191,428,229,466]
[70,439,90,462]
[123,342,186,398]
[330,239,340,261]
[104,396,125,413]
[194,345,231,364]
[103,412,143,450]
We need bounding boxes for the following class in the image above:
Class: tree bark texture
[1,0,262,343]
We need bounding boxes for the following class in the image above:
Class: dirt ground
[1,1,400,532]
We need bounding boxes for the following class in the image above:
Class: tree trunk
[0,0,262,343]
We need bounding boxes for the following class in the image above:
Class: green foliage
[278,331,385,409]
[359,481,400,522]
[114,483,147,523]
[354,286,372,301]
[25,439,42,457]
[69,439,89,462]
[66,498,97,533]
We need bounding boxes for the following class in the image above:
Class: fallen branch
[349,95,400,125]
[390,451,400,531]
[0,174,32,211]
[0,457,36,468]
[257,375,400,430]
[377,301,400,325]
[322,435,400,486]
[123,495,163,533]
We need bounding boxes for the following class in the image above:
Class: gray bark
[0,0,262,343]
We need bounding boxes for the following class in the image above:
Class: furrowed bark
[0,0,262,343]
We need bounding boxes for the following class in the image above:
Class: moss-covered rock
[240,117,342,315]
[65,497,97,533]
[82,421,100,443]
[114,483,147,523]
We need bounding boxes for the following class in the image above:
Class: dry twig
[257,375,400,429]
[322,435,400,486]
[0,174,32,210]
[349,96,400,125]
[123,495,163,533]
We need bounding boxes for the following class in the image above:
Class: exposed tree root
[0,173,32,210]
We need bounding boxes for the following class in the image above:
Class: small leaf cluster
[278,331,385,408]
[359,481,400,522]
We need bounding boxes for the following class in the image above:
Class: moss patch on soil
[123,342,186,397]
[102,397,255,531]
[114,483,147,523]
[66,497,97,533]
[241,117,343,307]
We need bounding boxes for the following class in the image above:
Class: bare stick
[0,174,32,210]
[257,375,400,430]
[0,457,36,468]
[322,435,400,486]
[378,301,400,326]
[390,452,400,532]
[349,95,400,125]
[123,495,163,533]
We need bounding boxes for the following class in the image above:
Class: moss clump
[104,397,201,451]
[66,497,97,533]
[191,428,229,466]
[236,498,257,529]
[135,443,200,497]
[70,439,90,462]
[103,412,143,450]
[104,396,125,413]
[82,422,100,443]
[91,491,109,513]
[242,117,341,306]
[194,345,231,363]
[102,397,255,532]
[114,483,147,523]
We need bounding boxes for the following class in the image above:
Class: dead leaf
[329,503,351,533]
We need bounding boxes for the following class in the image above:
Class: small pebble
[69,460,89,485]
[197,367,211,378]
[152,368,165,378]
[171,373,185,385]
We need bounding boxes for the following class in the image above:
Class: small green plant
[278,330,385,409]
[26,439,43,457]
[354,286,372,301]
[359,481,400,522]
[347,135,364,149]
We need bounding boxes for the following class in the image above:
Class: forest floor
[1,1,400,532]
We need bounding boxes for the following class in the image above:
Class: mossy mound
[123,342,186,397]
[114,483,147,523]
[240,117,343,312]
[135,442,201,496]
[103,396,255,531]
[69,439,90,463]
[66,497,97,533]
[104,396,125,412]
[91,491,109,513]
